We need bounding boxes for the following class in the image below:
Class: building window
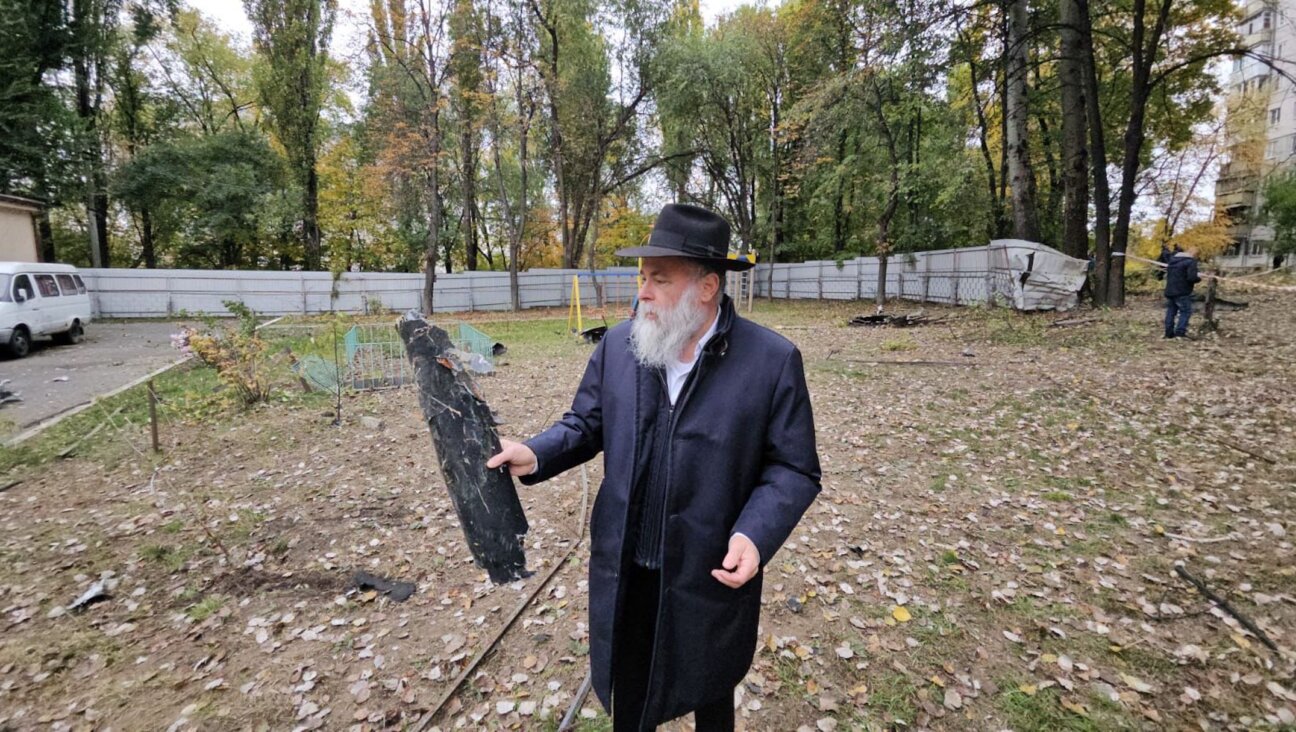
[1272,108,1281,124]
[1266,139,1278,159]
[1264,10,1272,29]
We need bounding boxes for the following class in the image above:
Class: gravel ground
[0,320,193,436]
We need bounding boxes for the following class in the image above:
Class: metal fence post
[921,255,930,304]
[953,251,961,305]
[301,277,308,315]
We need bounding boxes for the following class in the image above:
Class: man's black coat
[1164,252,1201,298]
[521,295,821,724]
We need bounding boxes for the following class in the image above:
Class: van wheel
[8,327,30,358]
[55,321,84,346]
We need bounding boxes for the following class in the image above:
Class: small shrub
[881,337,918,352]
[173,301,285,405]
[186,595,223,621]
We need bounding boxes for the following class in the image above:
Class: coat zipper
[639,351,710,728]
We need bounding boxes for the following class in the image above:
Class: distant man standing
[488,203,821,731]
[1164,247,1201,339]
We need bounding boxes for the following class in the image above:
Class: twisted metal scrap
[397,311,529,583]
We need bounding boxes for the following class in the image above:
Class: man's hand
[711,533,760,589]
[486,439,537,477]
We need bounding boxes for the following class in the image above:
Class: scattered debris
[0,379,20,406]
[848,311,934,327]
[1049,317,1098,328]
[68,580,110,612]
[398,311,530,583]
[579,325,608,344]
[351,571,416,602]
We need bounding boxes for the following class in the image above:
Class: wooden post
[1202,268,1219,333]
[147,379,160,453]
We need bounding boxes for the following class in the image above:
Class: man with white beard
[489,203,820,731]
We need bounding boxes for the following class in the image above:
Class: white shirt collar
[663,305,720,405]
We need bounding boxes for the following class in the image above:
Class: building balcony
[1215,176,1259,197]
[1244,27,1273,47]
[1213,181,1254,209]
[1217,187,1258,210]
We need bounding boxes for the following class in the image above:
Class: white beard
[630,282,709,369]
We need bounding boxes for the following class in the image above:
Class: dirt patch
[207,567,350,596]
[0,295,1293,731]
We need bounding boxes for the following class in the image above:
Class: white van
[0,262,92,358]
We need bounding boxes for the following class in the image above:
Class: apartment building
[1215,0,1296,263]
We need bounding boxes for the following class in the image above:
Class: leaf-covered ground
[1,292,1293,731]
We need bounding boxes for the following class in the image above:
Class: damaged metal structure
[397,312,530,583]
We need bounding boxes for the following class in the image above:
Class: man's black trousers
[612,564,735,732]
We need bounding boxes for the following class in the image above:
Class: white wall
[0,207,39,263]
[79,267,642,318]
[80,248,1017,319]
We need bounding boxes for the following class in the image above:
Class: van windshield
[0,275,10,303]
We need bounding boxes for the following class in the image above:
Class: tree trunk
[1109,0,1172,307]
[1059,0,1090,260]
[833,129,847,252]
[424,131,442,314]
[74,47,104,268]
[462,123,479,271]
[93,185,109,265]
[871,81,901,307]
[305,162,321,270]
[1004,0,1042,242]
[141,207,157,268]
[1078,0,1112,305]
[962,36,1004,241]
[1030,80,1060,246]
[38,210,55,263]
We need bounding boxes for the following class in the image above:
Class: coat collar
[702,294,737,357]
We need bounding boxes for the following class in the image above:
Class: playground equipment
[567,272,638,335]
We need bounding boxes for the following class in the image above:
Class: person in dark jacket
[1163,247,1201,338]
[1155,244,1172,280]
[488,203,821,731]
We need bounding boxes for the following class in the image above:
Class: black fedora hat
[616,203,755,271]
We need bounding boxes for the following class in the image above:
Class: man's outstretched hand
[712,533,760,589]
[486,438,538,477]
